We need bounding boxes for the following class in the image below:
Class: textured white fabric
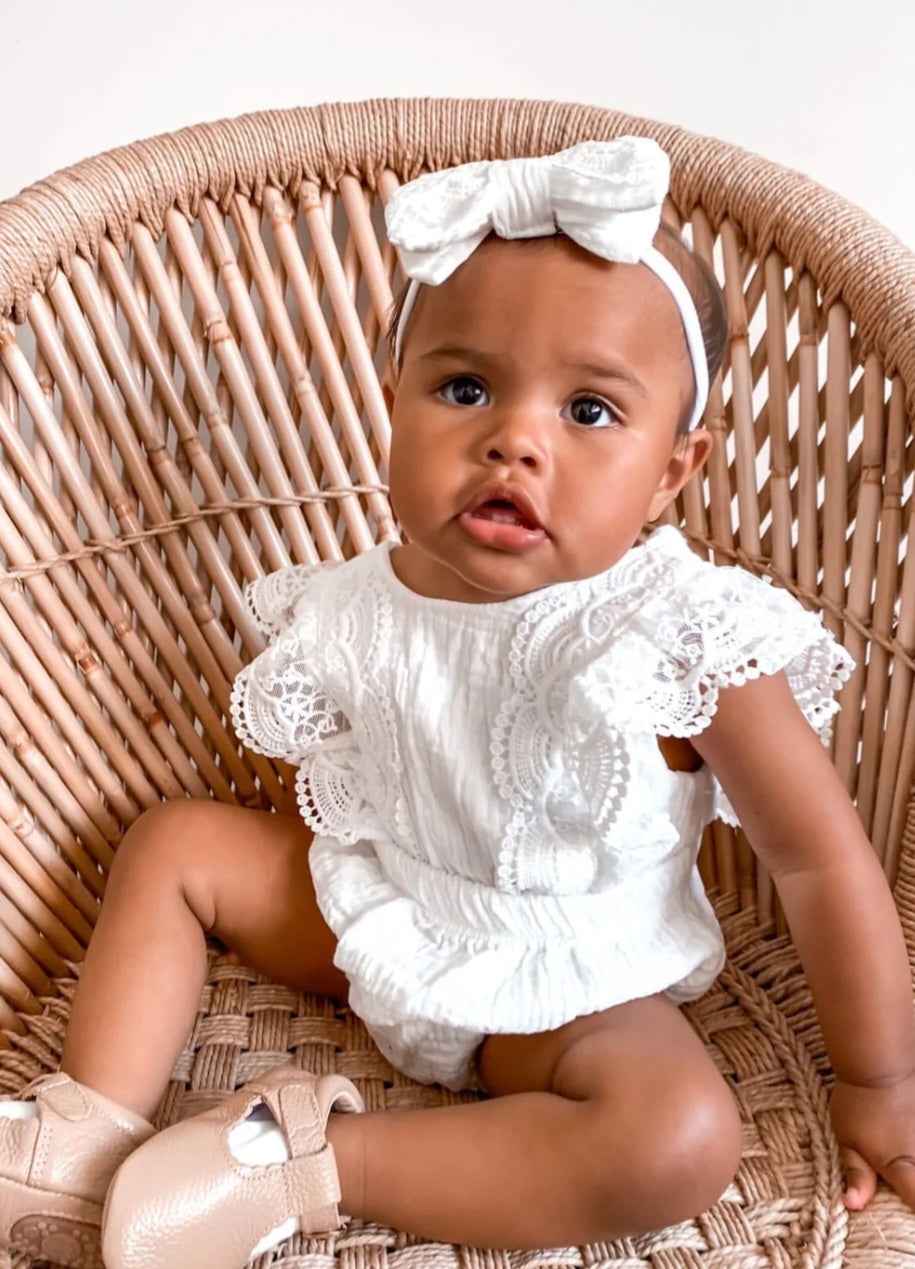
[385,138,670,284]
[231,527,854,1089]
[385,138,709,429]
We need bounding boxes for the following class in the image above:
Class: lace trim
[642,564,853,739]
[232,551,415,851]
[243,562,339,637]
[230,642,346,763]
[491,549,668,894]
[491,529,854,871]
[711,783,741,828]
[235,530,852,868]
[312,564,415,852]
[295,737,375,846]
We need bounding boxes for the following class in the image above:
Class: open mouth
[470,498,540,530]
[458,485,547,552]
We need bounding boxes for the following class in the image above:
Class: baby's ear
[647,428,713,520]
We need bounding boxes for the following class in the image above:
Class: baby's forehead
[446,232,626,287]
[406,235,677,342]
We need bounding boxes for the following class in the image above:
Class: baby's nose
[485,412,548,469]
[486,442,539,469]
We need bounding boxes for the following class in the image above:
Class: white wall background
[3,0,915,248]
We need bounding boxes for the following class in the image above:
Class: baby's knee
[661,1076,743,1209]
[109,800,222,894]
[582,1077,741,1237]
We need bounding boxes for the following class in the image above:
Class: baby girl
[0,137,911,1269]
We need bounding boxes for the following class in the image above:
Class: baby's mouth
[470,498,540,530]
[457,486,547,553]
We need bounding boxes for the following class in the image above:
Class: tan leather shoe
[101,1064,365,1269]
[0,1072,154,1269]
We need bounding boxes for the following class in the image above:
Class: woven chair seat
[4,887,915,1268]
[1,98,915,1266]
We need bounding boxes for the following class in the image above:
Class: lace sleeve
[504,529,854,839]
[243,561,340,638]
[230,631,349,764]
[233,639,386,844]
[644,563,854,742]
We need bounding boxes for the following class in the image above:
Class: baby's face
[385,236,711,603]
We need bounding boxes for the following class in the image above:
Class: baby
[0,138,913,1269]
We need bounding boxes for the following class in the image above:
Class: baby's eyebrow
[415,347,649,400]
[416,345,493,365]
[566,362,648,398]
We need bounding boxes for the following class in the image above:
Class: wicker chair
[0,97,914,1268]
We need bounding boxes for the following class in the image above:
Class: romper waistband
[372,838,695,947]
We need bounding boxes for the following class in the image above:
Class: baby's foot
[0,1073,154,1268]
[102,1064,364,1269]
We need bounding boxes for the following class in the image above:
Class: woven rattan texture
[2,890,914,1269]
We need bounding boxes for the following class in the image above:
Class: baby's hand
[830,1072,915,1209]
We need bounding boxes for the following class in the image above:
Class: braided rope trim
[0,487,388,584]
[0,98,913,411]
[715,953,848,1268]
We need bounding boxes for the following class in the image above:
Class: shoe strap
[283,1143,344,1232]
[252,1069,363,1161]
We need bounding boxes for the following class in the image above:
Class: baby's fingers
[882,1156,915,1211]
[840,1146,877,1210]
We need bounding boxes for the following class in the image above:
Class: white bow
[384,137,670,284]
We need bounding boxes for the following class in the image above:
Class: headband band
[385,138,709,430]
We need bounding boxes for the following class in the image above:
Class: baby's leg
[0,800,338,1264]
[61,799,343,1118]
[327,994,742,1247]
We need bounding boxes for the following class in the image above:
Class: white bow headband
[384,137,709,431]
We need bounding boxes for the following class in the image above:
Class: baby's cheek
[388,466,434,540]
[386,439,415,514]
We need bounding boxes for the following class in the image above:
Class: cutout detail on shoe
[228,1104,302,1258]
[228,1104,290,1166]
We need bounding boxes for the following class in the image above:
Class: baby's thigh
[480,994,742,1207]
[116,800,346,999]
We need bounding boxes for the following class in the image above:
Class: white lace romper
[230,526,853,1090]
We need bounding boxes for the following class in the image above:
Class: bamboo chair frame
[0,97,914,1266]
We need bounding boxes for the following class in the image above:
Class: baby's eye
[438,376,489,407]
[565,395,618,429]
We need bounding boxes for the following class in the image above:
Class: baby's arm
[693,671,915,1211]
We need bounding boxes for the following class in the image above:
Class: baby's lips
[471,499,537,529]
[463,481,545,532]
[457,510,547,552]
